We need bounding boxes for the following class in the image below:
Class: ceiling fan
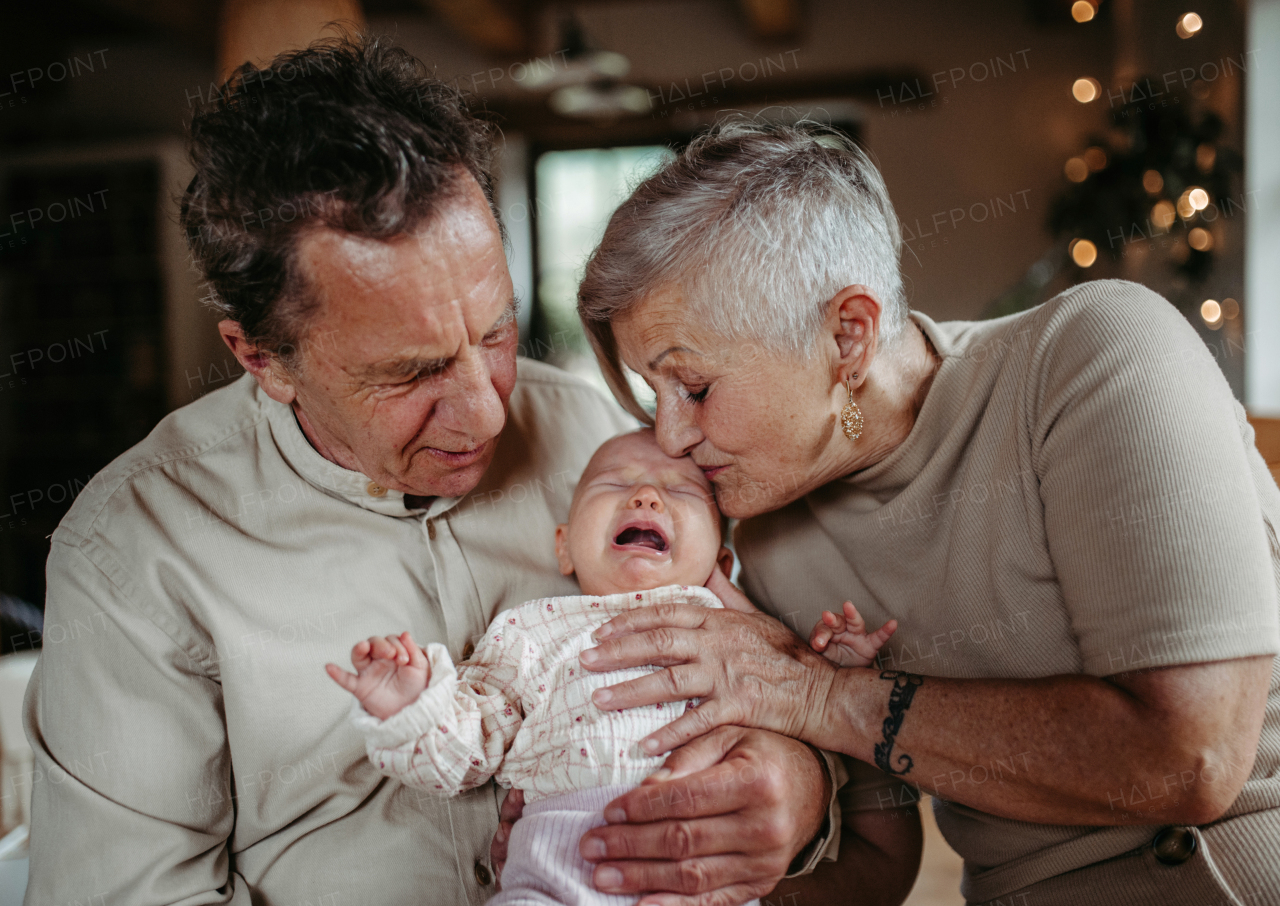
[517,15,651,120]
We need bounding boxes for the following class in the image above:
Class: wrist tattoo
[873,671,923,776]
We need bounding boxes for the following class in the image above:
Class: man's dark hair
[180,34,500,365]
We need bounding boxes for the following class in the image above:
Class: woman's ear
[218,320,299,405]
[715,546,734,581]
[825,286,882,384]
[554,524,575,577]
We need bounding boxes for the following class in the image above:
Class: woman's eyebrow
[648,346,699,370]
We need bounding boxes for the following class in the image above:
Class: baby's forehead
[579,431,707,488]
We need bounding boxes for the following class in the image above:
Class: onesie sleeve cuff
[348,643,460,750]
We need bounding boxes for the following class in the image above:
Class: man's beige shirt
[23,360,645,905]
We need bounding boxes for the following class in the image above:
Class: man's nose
[439,348,506,440]
[628,485,664,512]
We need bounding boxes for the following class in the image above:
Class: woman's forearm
[769,806,922,906]
[814,656,1272,827]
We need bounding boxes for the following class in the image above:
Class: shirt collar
[263,386,461,520]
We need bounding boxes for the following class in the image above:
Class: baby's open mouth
[614,526,668,552]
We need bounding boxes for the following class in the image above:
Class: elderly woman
[573,120,1280,905]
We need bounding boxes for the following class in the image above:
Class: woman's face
[614,285,843,520]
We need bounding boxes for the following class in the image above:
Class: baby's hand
[326,631,430,720]
[808,601,897,668]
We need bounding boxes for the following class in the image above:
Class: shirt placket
[418,503,500,900]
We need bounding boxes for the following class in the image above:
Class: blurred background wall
[0,0,1273,895]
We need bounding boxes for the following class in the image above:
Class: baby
[327,429,895,905]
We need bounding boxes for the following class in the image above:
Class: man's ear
[218,320,299,406]
[554,524,575,577]
[715,546,734,581]
[825,285,882,389]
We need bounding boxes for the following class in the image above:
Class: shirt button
[1152,826,1197,865]
[474,861,492,886]
[462,641,475,660]
[427,521,437,540]
[366,482,387,498]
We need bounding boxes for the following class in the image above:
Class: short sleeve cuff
[783,746,848,878]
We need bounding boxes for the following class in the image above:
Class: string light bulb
[1072,78,1101,102]
[1142,170,1164,194]
[1069,239,1098,267]
[1201,299,1222,328]
[1065,157,1089,182]
[1176,12,1203,38]
[1072,1,1096,22]
[1188,228,1213,251]
[1196,144,1216,172]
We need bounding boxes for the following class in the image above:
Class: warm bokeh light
[1072,1,1096,22]
[1222,298,1240,319]
[1188,187,1210,210]
[1072,78,1101,102]
[1188,227,1213,251]
[1083,147,1108,171]
[1152,200,1176,229]
[1196,143,1216,172]
[1065,157,1089,182]
[1177,193,1197,219]
[1069,238,1098,267]
[1142,169,1164,194]
[1176,12,1204,38]
[1201,299,1222,326]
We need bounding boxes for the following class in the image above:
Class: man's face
[275,178,518,499]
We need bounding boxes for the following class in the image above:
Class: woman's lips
[424,442,487,467]
[700,464,728,480]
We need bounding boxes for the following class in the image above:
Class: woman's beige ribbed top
[736,280,1280,896]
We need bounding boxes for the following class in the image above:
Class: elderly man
[23,37,920,906]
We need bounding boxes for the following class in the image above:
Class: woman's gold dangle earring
[841,373,864,441]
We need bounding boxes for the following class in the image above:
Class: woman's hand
[579,572,840,755]
[490,788,524,888]
[580,726,830,906]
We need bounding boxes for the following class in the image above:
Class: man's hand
[325,631,430,720]
[809,601,898,668]
[579,727,829,906]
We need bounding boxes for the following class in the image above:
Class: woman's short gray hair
[578,117,906,420]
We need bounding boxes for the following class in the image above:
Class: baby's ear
[554,524,575,577]
[715,546,734,581]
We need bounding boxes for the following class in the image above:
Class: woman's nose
[655,393,703,458]
[629,486,664,512]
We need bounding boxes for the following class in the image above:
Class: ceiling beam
[738,0,800,39]
[86,0,220,55]
[218,0,366,82]
[420,0,525,56]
